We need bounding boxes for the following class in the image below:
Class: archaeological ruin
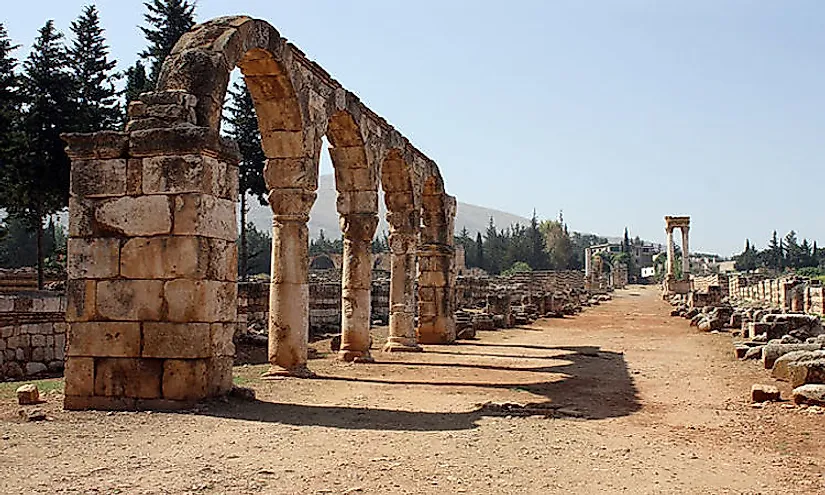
[662,215,691,297]
[58,15,462,410]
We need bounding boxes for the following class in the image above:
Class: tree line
[0,1,197,287]
[454,212,608,276]
[734,230,823,274]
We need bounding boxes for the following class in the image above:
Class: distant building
[641,266,656,278]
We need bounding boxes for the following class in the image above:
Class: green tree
[0,23,23,195]
[140,0,196,84]
[123,60,151,117]
[540,219,574,270]
[475,232,484,271]
[527,210,548,270]
[69,5,120,132]
[501,261,532,277]
[241,221,271,277]
[8,21,75,288]
[225,80,267,279]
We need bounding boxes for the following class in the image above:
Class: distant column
[666,228,675,277]
[338,213,379,362]
[681,227,690,279]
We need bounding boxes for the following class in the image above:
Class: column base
[337,349,375,363]
[261,364,316,379]
[382,338,423,353]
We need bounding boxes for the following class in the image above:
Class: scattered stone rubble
[669,274,825,407]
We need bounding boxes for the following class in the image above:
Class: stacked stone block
[0,293,66,378]
[62,90,239,410]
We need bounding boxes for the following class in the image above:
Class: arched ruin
[61,16,456,410]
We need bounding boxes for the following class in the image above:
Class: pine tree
[123,60,151,116]
[0,23,22,189]
[69,5,120,132]
[140,0,196,84]
[15,21,75,288]
[475,232,484,271]
[225,80,266,279]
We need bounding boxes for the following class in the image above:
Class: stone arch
[309,254,336,270]
[322,109,379,361]
[380,148,423,352]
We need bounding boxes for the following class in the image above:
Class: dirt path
[1,286,823,494]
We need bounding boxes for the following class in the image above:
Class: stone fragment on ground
[16,384,40,405]
[18,408,46,422]
[751,384,780,403]
[762,343,822,369]
[792,384,825,406]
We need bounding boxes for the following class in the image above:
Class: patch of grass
[232,375,252,386]
[0,377,64,400]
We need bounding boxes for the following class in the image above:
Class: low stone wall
[728,276,813,313]
[0,292,66,379]
[693,274,730,298]
[237,279,391,337]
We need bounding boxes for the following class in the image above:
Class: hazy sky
[4,1,824,255]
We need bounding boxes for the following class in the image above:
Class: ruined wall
[0,292,66,379]
[237,279,390,336]
[728,276,806,312]
[693,273,730,298]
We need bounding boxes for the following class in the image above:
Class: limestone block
[260,129,303,158]
[129,127,224,158]
[263,158,316,190]
[142,322,211,358]
[95,195,172,236]
[68,196,96,238]
[126,159,143,195]
[68,322,141,357]
[0,296,13,312]
[142,155,213,195]
[210,323,236,357]
[792,384,825,406]
[67,238,120,279]
[328,145,368,169]
[96,280,164,321]
[336,191,378,215]
[16,384,39,405]
[209,157,238,200]
[94,358,163,398]
[162,359,208,400]
[71,159,127,197]
[120,236,200,279]
[25,362,47,375]
[66,280,97,322]
[172,194,236,241]
[418,270,447,288]
[64,357,95,397]
[333,166,376,192]
[207,356,234,396]
[31,297,63,313]
[63,131,129,160]
[164,280,237,323]
[751,384,780,402]
[31,335,46,347]
[206,238,238,282]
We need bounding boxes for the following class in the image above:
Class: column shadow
[201,347,640,431]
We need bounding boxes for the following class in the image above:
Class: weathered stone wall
[237,279,391,336]
[728,275,808,312]
[693,273,730,298]
[0,292,66,379]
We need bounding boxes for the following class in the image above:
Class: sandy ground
[1,285,824,494]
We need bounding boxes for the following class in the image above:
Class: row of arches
[156,17,457,374]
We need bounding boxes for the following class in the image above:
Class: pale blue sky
[4,1,824,256]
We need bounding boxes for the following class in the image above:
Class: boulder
[16,384,40,405]
[772,350,825,381]
[743,346,764,360]
[788,357,825,388]
[792,384,825,406]
[762,343,822,369]
[751,384,781,403]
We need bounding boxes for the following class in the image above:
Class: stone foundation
[0,292,66,379]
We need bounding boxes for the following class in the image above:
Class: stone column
[384,228,422,352]
[265,187,316,377]
[666,228,675,277]
[681,227,690,279]
[584,247,592,277]
[338,213,379,362]
[417,243,457,344]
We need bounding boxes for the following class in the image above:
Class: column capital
[389,231,417,254]
[268,188,316,222]
[340,212,378,242]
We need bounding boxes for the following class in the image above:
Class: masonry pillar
[666,228,675,277]
[417,243,456,344]
[383,211,421,352]
[62,91,238,410]
[681,227,690,279]
[265,187,316,377]
[338,213,379,362]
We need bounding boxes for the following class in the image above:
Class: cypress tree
[225,80,266,279]
[69,5,120,132]
[140,0,196,84]
[0,23,22,185]
[15,21,75,288]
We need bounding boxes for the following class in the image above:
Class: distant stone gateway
[662,215,692,297]
[61,16,457,410]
